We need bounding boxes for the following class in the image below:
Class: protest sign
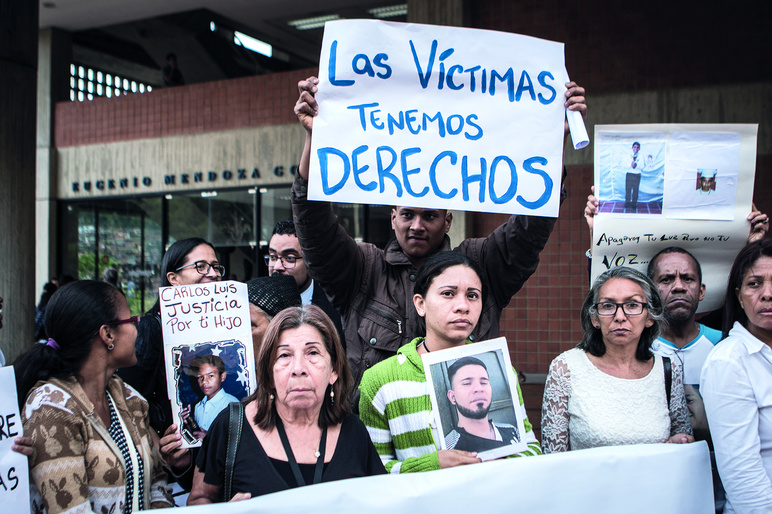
[591,124,758,311]
[153,442,713,513]
[309,19,576,217]
[0,367,29,511]
[160,281,254,447]
[422,338,528,460]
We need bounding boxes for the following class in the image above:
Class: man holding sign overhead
[291,21,586,397]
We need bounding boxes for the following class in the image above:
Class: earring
[330,390,334,405]
[107,343,114,351]
[269,393,274,403]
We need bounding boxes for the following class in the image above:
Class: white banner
[161,442,712,513]
[0,367,30,511]
[309,19,572,217]
[591,124,759,311]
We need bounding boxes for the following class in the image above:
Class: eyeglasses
[175,260,226,276]
[111,316,141,328]
[594,302,648,316]
[264,254,302,269]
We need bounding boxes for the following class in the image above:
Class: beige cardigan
[22,375,173,513]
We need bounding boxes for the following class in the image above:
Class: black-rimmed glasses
[264,254,302,269]
[594,301,647,316]
[175,260,226,276]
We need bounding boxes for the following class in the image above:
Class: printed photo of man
[181,354,238,440]
[444,356,519,452]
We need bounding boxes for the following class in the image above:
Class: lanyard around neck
[275,416,327,487]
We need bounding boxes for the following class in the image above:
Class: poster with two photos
[592,124,758,311]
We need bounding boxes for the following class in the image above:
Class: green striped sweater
[358,337,541,473]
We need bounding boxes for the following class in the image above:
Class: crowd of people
[5,74,770,514]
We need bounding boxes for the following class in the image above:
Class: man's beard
[663,304,696,337]
[456,401,490,420]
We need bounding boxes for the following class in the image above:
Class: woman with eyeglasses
[119,237,225,437]
[541,266,694,453]
[15,280,173,513]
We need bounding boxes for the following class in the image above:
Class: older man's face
[651,253,705,322]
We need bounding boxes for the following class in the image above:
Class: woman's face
[736,255,772,343]
[167,244,222,286]
[592,277,654,350]
[272,324,337,414]
[413,265,483,347]
[110,294,138,369]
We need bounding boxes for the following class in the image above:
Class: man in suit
[267,220,345,348]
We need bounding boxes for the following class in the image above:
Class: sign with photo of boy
[160,281,255,448]
[422,338,528,461]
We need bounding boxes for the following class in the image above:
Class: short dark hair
[723,239,772,336]
[447,356,488,387]
[578,267,664,362]
[632,141,641,148]
[272,219,297,237]
[149,237,216,314]
[14,281,123,407]
[414,252,484,302]
[647,246,703,284]
[250,305,351,430]
[191,354,225,375]
[161,238,216,288]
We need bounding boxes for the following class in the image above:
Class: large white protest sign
[158,442,712,513]
[160,281,254,447]
[0,367,29,511]
[309,20,573,217]
[591,124,758,311]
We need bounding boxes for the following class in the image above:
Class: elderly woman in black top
[188,305,384,504]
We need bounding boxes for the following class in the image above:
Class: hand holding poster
[422,338,528,460]
[310,20,577,217]
[160,281,255,447]
[591,124,758,311]
[0,367,30,512]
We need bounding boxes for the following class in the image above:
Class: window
[69,63,154,102]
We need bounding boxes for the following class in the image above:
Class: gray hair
[578,267,664,361]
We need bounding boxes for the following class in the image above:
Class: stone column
[0,2,39,362]
[37,29,72,300]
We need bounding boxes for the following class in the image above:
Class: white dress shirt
[701,322,772,513]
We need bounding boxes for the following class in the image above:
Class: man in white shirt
[647,247,725,511]
[623,141,645,212]
[647,247,722,438]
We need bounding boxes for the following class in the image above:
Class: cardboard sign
[591,124,758,311]
[160,281,255,447]
[0,367,29,511]
[310,20,574,217]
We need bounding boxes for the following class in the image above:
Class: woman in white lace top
[541,267,693,453]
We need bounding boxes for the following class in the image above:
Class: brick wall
[471,0,771,94]
[55,68,317,147]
